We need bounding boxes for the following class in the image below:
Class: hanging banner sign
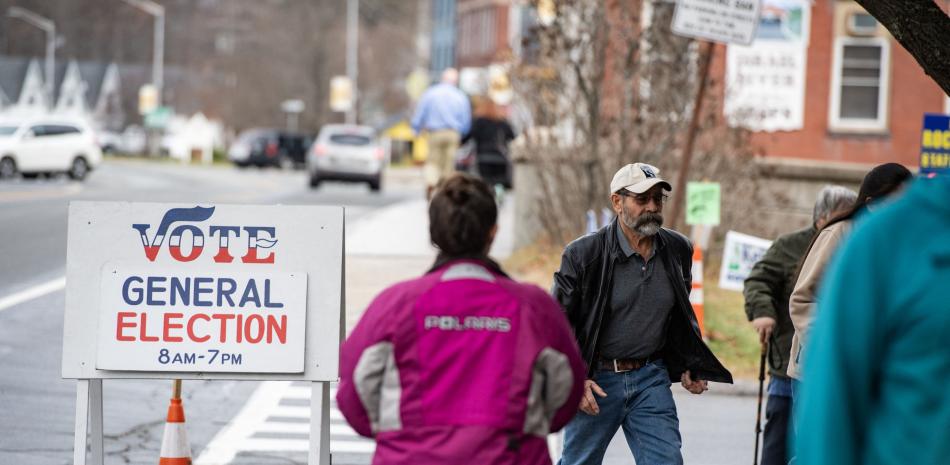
[725,0,810,132]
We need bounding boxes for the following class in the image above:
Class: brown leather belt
[597,355,658,372]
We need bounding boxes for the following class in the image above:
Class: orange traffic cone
[689,245,705,336]
[159,380,192,465]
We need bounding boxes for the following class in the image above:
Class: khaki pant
[424,129,460,187]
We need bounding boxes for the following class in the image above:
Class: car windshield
[0,126,18,136]
[328,134,372,146]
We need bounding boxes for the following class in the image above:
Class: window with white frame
[829,36,890,131]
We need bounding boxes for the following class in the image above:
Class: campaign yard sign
[685,182,721,226]
[920,113,950,175]
[718,230,772,292]
[62,202,344,381]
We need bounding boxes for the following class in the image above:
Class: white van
[0,118,103,180]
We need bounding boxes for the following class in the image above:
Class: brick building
[716,0,948,170]
[706,0,950,233]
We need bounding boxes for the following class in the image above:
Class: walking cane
[753,343,768,465]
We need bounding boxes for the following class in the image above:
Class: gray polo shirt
[596,225,676,360]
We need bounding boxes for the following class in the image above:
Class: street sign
[330,76,353,112]
[718,230,772,291]
[405,68,430,101]
[281,99,305,114]
[685,182,721,225]
[62,202,344,381]
[672,0,762,45]
[920,113,950,175]
[139,84,158,115]
[144,106,173,129]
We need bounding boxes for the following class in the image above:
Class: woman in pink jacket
[337,173,586,465]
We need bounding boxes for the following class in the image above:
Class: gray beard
[622,209,663,237]
[635,221,661,236]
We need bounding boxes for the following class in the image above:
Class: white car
[307,124,386,191]
[0,118,102,180]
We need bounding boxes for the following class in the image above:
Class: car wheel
[22,173,39,179]
[309,175,322,189]
[0,157,17,180]
[368,177,381,192]
[68,157,89,181]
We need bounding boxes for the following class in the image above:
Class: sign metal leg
[73,379,105,465]
[309,381,331,465]
[89,379,103,465]
[73,380,89,465]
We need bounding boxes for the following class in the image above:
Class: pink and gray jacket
[337,258,586,465]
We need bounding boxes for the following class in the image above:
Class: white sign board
[330,76,353,112]
[718,230,772,291]
[96,267,308,372]
[282,99,305,114]
[724,0,811,131]
[672,0,762,45]
[63,202,344,381]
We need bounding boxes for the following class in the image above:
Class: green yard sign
[686,182,721,226]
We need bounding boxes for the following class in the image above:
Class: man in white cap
[553,163,732,465]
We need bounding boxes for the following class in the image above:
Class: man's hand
[681,370,708,395]
[751,316,776,346]
[579,379,608,415]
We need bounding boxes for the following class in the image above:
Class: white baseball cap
[610,163,672,194]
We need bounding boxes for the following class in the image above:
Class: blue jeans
[558,361,682,465]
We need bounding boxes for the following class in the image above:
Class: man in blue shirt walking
[412,68,471,197]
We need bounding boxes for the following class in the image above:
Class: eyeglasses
[619,190,669,206]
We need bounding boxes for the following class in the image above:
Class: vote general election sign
[62,202,344,381]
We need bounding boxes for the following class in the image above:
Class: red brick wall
[456,3,510,68]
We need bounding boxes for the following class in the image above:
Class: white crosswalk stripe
[195,381,374,465]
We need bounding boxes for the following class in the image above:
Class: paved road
[0,159,421,465]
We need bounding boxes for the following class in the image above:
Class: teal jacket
[795,177,950,465]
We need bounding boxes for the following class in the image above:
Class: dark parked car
[228,129,312,169]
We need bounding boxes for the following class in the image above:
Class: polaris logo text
[132,206,278,264]
[424,316,512,332]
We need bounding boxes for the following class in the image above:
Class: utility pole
[345,0,358,124]
[120,0,165,104]
[7,7,56,110]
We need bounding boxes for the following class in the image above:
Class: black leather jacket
[552,219,733,383]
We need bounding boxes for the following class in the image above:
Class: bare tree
[513,0,762,246]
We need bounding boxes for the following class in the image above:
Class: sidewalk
[344,193,515,330]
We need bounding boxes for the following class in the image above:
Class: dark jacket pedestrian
[742,185,856,465]
[461,98,516,188]
[553,163,732,465]
[462,117,515,157]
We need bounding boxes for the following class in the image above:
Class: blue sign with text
[920,113,950,175]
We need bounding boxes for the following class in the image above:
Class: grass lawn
[505,243,761,380]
